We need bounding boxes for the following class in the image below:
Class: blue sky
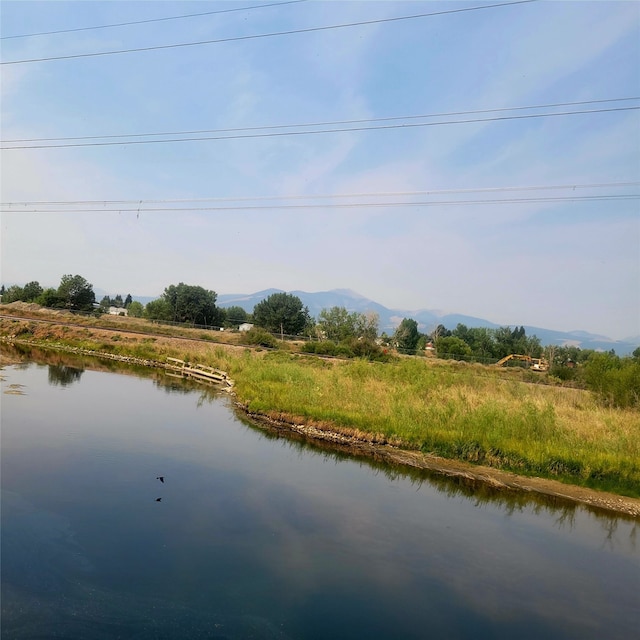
[1,0,639,339]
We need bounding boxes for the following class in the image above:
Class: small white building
[238,323,254,332]
[108,306,128,316]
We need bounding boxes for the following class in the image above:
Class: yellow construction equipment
[496,354,549,371]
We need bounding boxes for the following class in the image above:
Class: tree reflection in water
[48,364,84,387]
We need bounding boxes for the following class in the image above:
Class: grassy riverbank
[220,352,639,497]
[1,309,639,498]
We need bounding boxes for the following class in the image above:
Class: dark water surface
[1,354,639,639]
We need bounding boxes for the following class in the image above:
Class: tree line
[1,276,97,311]
[0,278,631,360]
[2,277,639,407]
[0,278,627,362]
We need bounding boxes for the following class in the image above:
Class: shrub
[302,340,342,356]
[301,338,390,361]
[550,365,578,382]
[242,327,278,349]
[583,353,640,409]
[346,337,390,362]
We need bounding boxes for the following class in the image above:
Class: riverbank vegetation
[229,354,639,497]
[1,307,639,498]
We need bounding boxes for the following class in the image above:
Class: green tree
[355,311,379,341]
[144,298,172,321]
[554,344,594,366]
[127,300,144,317]
[429,324,451,341]
[253,293,310,336]
[37,288,64,308]
[582,352,619,394]
[156,283,223,326]
[57,274,95,311]
[113,294,124,308]
[416,334,429,353]
[317,307,379,342]
[394,318,420,354]
[452,323,494,357]
[583,352,640,408]
[124,294,133,308]
[467,327,496,359]
[492,325,541,358]
[302,314,317,338]
[2,285,25,303]
[435,336,473,359]
[493,326,516,358]
[524,334,543,358]
[224,305,249,327]
[452,323,470,345]
[317,306,358,341]
[22,281,43,302]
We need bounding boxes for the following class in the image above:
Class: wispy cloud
[1,1,638,339]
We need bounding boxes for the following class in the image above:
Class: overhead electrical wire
[1,1,308,40]
[4,197,638,214]
[4,97,637,145]
[2,105,637,150]
[3,196,637,214]
[1,0,537,65]
[3,182,637,209]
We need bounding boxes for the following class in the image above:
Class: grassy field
[1,309,639,497]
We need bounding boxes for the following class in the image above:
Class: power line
[3,182,637,208]
[1,0,538,65]
[1,1,308,40]
[5,97,637,145]
[3,195,637,214]
[3,106,637,150]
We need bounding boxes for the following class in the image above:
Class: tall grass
[223,354,640,496]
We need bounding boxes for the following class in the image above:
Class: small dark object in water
[156,476,164,483]
[155,498,162,502]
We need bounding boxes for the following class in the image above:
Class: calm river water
[1,350,638,639]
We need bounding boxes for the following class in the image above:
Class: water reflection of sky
[2,359,639,640]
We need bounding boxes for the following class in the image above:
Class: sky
[1,0,639,340]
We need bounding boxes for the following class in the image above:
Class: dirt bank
[236,405,640,519]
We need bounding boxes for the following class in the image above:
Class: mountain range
[213,288,639,356]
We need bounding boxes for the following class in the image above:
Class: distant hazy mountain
[217,288,639,355]
[136,287,638,355]
[517,326,637,355]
